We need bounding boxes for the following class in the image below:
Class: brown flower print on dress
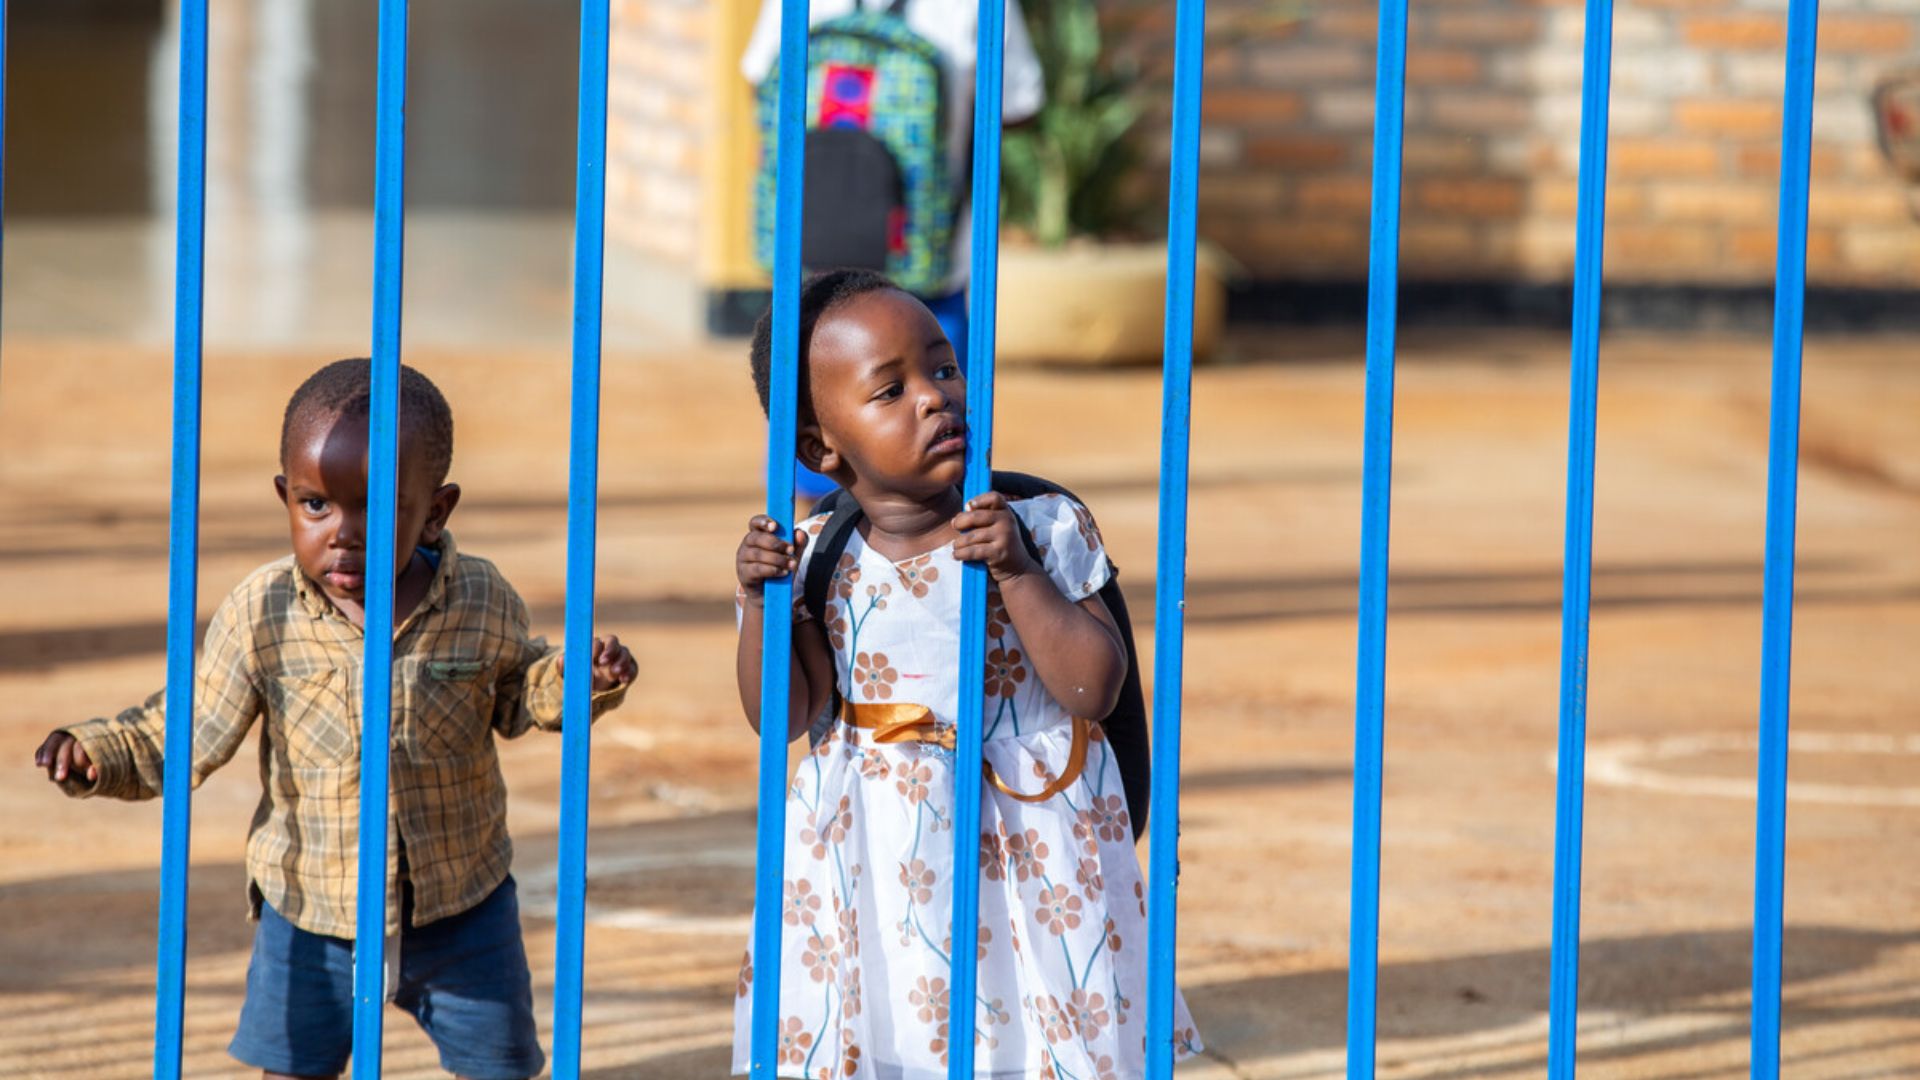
[1036,884,1084,936]
[894,553,941,598]
[1004,828,1050,882]
[1076,857,1105,901]
[1080,793,1130,844]
[830,553,860,599]
[800,795,853,859]
[985,587,1011,640]
[898,858,935,905]
[1071,499,1105,552]
[1067,988,1111,1041]
[778,1016,814,1066]
[984,646,1028,699]
[978,828,1006,882]
[840,964,864,1017]
[836,906,861,960]
[942,924,994,964]
[852,650,898,700]
[1071,816,1099,858]
[824,599,848,652]
[909,975,951,1025]
[894,759,933,805]
[784,878,823,927]
[1033,994,1073,1044]
[801,937,841,984]
[837,1029,862,1077]
[735,951,752,999]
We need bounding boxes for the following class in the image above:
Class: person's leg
[395,877,545,1080]
[229,901,355,1079]
[921,289,970,375]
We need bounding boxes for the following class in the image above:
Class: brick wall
[608,0,710,265]
[1124,0,1920,287]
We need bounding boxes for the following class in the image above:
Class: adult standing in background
[743,0,1044,497]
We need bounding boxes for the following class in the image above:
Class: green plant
[1000,0,1306,247]
[1000,0,1147,247]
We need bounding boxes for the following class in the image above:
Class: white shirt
[742,0,1045,294]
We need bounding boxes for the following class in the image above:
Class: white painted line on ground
[1557,731,1920,807]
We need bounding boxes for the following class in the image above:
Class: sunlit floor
[1,324,1916,1077]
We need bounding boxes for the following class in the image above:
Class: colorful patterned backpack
[753,0,956,295]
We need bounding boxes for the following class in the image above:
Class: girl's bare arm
[952,493,1126,720]
[736,516,835,740]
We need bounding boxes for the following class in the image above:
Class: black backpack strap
[992,472,1150,838]
[802,489,864,625]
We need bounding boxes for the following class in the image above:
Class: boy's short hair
[280,359,455,486]
[748,268,899,418]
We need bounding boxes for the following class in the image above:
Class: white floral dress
[733,493,1201,1079]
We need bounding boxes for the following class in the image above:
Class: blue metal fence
[0,0,1827,1072]
[153,2,209,1076]
[1145,0,1207,1073]
[1345,0,1408,1070]
[551,0,614,1075]
[1546,0,1616,1072]
[1753,1,1821,1075]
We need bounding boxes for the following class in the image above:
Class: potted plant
[994,0,1235,365]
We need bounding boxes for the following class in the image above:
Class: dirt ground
[0,328,1914,1078]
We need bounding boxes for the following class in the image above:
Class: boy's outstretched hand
[586,635,637,692]
[34,730,97,785]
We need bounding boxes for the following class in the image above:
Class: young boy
[33,359,637,1080]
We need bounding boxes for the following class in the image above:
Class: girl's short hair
[748,268,899,419]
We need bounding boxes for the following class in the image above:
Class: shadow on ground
[6,825,1915,1076]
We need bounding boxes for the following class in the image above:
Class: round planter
[992,240,1227,366]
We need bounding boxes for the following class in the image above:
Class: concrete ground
[0,326,1915,1079]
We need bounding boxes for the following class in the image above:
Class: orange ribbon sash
[842,702,1091,804]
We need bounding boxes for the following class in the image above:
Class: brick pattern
[608,0,709,264]
[1121,0,1920,286]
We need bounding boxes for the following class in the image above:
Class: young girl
[732,270,1199,1078]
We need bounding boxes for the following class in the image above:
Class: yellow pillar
[699,0,768,291]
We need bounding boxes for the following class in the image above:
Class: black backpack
[801,472,1151,840]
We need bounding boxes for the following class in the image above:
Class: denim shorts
[228,875,544,1079]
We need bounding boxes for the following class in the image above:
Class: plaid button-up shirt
[60,532,625,938]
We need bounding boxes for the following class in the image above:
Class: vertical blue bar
[946,1,1007,1074]
[1346,0,1408,1074]
[1144,0,1206,1076]
[1752,0,1818,1074]
[1546,0,1615,1074]
[352,1,408,1075]
[153,1,209,1076]
[749,0,808,1072]
[549,0,610,1074]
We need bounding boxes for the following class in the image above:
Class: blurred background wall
[6,0,1919,345]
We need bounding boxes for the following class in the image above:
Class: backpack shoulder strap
[802,491,866,624]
